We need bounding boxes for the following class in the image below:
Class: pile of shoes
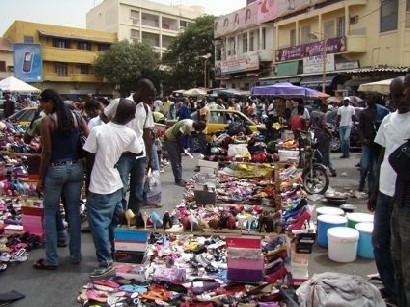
[77,233,300,306]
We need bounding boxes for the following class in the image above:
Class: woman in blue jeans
[33,89,88,269]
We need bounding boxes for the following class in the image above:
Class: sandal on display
[33,258,57,270]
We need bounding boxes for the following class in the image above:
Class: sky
[0,0,246,35]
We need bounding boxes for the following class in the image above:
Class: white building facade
[86,0,205,57]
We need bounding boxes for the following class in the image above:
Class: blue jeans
[391,204,410,307]
[152,144,160,172]
[86,189,122,266]
[339,126,352,157]
[116,154,146,213]
[360,144,379,196]
[43,161,83,265]
[373,192,397,299]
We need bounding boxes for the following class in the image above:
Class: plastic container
[317,214,348,248]
[328,227,359,262]
[355,222,374,259]
[316,206,345,216]
[346,213,374,229]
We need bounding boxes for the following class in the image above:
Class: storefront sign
[303,54,335,74]
[13,44,43,82]
[220,54,259,74]
[335,61,359,70]
[215,0,327,38]
[275,36,346,62]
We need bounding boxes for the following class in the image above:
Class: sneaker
[330,171,337,177]
[193,166,200,172]
[339,155,348,158]
[90,264,115,281]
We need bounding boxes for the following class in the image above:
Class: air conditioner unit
[131,18,140,25]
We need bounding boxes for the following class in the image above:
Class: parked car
[326,107,363,152]
[166,109,265,141]
[6,107,38,127]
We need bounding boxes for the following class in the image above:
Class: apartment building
[86,0,205,57]
[3,21,117,99]
[214,0,410,95]
[0,38,13,80]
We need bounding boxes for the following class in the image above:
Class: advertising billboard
[13,43,43,82]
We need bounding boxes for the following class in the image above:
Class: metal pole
[322,37,328,93]
[204,59,207,89]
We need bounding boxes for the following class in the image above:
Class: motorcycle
[298,129,329,195]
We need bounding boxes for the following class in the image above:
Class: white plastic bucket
[355,222,374,259]
[328,227,359,262]
[317,215,348,248]
[346,212,374,229]
[316,206,345,216]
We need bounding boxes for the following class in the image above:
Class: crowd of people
[4,74,410,305]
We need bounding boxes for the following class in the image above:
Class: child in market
[83,98,143,280]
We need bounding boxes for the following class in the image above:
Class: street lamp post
[200,53,212,89]
[308,32,328,93]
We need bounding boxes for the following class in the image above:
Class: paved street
[0,152,378,306]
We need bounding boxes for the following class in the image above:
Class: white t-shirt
[337,105,355,127]
[83,122,142,194]
[291,107,310,120]
[374,111,410,196]
[88,116,105,130]
[103,96,154,158]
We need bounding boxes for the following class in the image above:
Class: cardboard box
[114,229,149,242]
[114,240,147,252]
[198,160,219,169]
[114,263,146,281]
[225,236,261,249]
[114,250,146,264]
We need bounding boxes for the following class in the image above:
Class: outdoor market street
[0,152,377,307]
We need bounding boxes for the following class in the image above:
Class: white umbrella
[357,78,393,95]
[183,88,207,97]
[0,76,40,93]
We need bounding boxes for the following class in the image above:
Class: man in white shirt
[369,76,410,305]
[84,98,142,279]
[336,98,356,158]
[100,79,155,216]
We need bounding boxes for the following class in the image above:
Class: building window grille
[336,16,345,37]
[381,0,399,32]
[243,34,247,53]
[24,36,34,43]
[290,29,296,47]
[77,41,92,51]
[53,39,71,49]
[54,62,68,76]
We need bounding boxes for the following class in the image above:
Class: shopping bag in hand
[144,169,162,205]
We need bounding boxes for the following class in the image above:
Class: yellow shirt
[199,105,210,134]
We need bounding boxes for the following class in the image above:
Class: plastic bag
[144,169,161,206]
[228,143,249,157]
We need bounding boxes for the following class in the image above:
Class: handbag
[73,111,87,158]
[388,138,410,180]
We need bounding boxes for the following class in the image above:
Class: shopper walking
[310,102,337,177]
[368,76,410,305]
[33,89,88,269]
[164,119,206,186]
[357,93,389,195]
[3,94,15,118]
[336,98,356,158]
[84,98,142,279]
[100,79,155,217]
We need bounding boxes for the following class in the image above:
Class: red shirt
[290,115,304,131]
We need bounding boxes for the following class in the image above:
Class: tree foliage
[162,15,215,92]
[94,40,161,96]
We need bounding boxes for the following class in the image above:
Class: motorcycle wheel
[330,137,341,152]
[302,166,329,195]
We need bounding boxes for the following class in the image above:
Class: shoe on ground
[89,264,115,281]
[339,155,348,158]
[193,166,200,172]
[330,171,337,177]
[175,179,187,187]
